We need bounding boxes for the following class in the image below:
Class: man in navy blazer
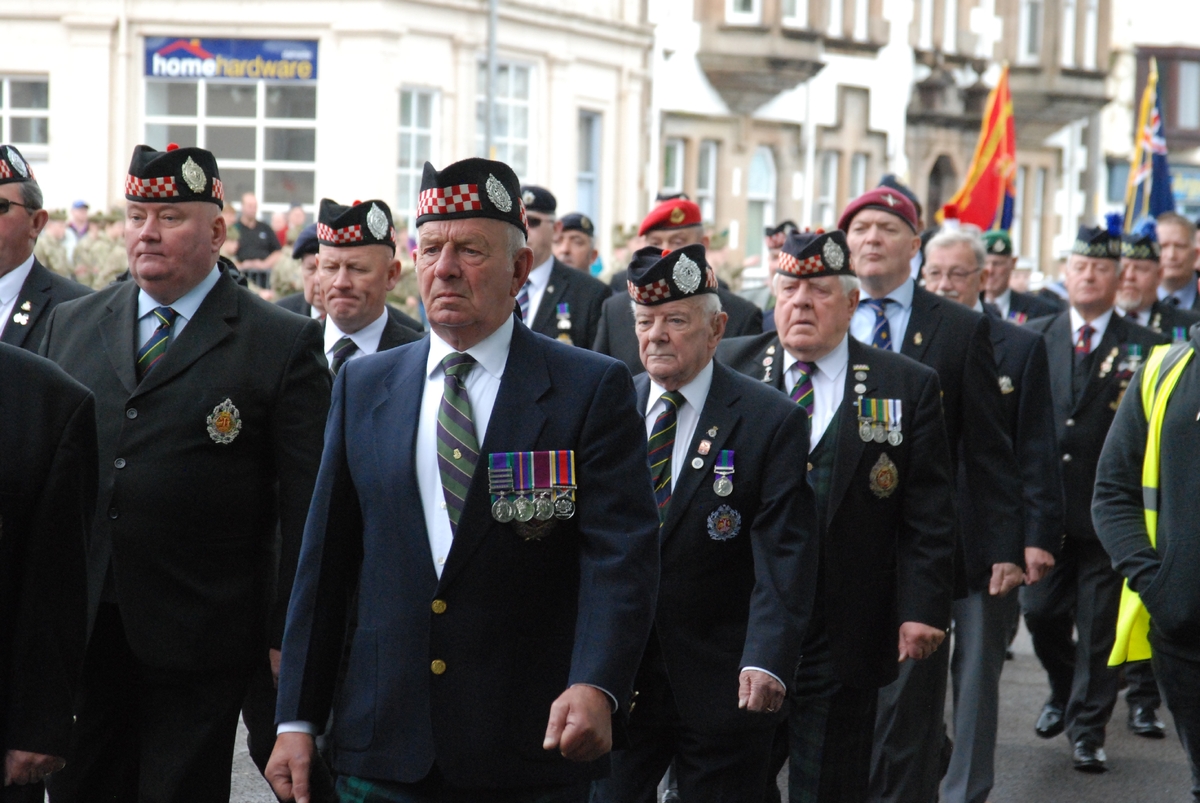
[268,158,660,803]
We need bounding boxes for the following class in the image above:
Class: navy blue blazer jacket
[276,321,660,788]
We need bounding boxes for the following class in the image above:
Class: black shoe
[1072,740,1107,773]
[1128,706,1167,738]
[1035,703,1065,738]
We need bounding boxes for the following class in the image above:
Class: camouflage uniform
[35,231,73,279]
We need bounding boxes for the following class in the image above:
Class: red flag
[940,65,1016,230]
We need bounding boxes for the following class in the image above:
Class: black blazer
[1,259,91,352]
[632,361,818,732]
[40,271,331,670]
[594,287,763,374]
[1126,299,1200,338]
[1026,310,1166,542]
[0,345,95,760]
[717,334,956,689]
[527,259,609,349]
[902,287,1023,589]
[1005,289,1062,322]
[277,292,426,334]
[981,310,1065,557]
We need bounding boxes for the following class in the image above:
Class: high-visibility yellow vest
[1109,341,1195,665]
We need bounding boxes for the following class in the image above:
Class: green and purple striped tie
[648,390,685,525]
[329,335,358,376]
[437,353,480,534]
[790,361,814,418]
[136,306,178,382]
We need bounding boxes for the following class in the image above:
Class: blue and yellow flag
[1124,58,1175,230]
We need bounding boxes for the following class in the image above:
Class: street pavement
[228,622,1194,803]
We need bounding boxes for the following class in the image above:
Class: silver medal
[514,496,535,522]
[534,495,555,521]
[872,423,887,443]
[859,422,874,442]
[492,497,515,523]
[887,430,903,446]
[714,475,733,497]
[554,495,576,519]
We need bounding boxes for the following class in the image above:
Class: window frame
[696,140,719,224]
[0,76,50,159]
[725,0,763,26]
[815,150,840,229]
[396,87,440,227]
[475,59,535,180]
[745,145,778,262]
[662,138,686,195]
[576,109,602,222]
[781,0,809,29]
[1018,0,1043,65]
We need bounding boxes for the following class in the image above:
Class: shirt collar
[325,308,389,354]
[427,315,515,381]
[861,276,915,310]
[994,288,1012,309]
[0,254,35,305]
[1069,305,1114,338]
[526,256,555,292]
[783,333,850,379]
[1160,282,1198,306]
[137,263,221,322]
[647,358,714,417]
[972,300,985,314]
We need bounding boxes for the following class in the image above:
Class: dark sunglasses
[0,200,31,215]
[526,215,552,229]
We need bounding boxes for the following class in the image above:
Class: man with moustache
[979,231,1061,322]
[1116,226,1200,342]
[1023,220,1167,772]
[922,227,1063,803]
[552,213,599,274]
[1156,213,1200,311]
[834,187,1022,803]
[39,144,331,803]
[719,228,956,802]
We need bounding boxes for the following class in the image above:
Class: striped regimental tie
[329,335,358,376]
[136,306,179,382]
[790,360,815,418]
[516,281,532,323]
[436,353,480,534]
[860,297,894,350]
[648,390,685,525]
[1075,323,1095,355]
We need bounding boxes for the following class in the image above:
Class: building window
[1,77,49,156]
[1082,0,1099,69]
[697,140,718,223]
[475,61,531,177]
[942,0,958,54]
[726,0,762,25]
[1013,166,1027,256]
[1179,62,1200,130]
[397,89,437,226]
[849,152,868,198]
[917,0,934,51]
[1030,167,1047,264]
[1060,0,1077,68]
[853,0,869,40]
[1018,0,1042,64]
[144,80,317,209]
[577,110,601,221]
[746,146,777,261]
[782,0,809,28]
[662,138,685,195]
[828,0,845,38]
[816,151,840,228]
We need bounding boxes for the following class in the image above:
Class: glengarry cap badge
[206,398,242,445]
[181,156,207,193]
[6,147,28,178]
[823,238,845,270]
[366,203,389,240]
[487,174,513,212]
[673,253,702,294]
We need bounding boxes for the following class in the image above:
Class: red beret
[837,187,919,234]
[638,198,702,236]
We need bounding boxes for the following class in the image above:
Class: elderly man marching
[720,228,957,802]
[591,244,818,803]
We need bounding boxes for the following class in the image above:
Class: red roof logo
[156,39,213,59]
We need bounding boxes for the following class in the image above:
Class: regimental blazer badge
[707,505,742,541]
[206,398,242,445]
[868,453,899,498]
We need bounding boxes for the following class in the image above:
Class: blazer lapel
[1075,315,1123,413]
[0,260,51,348]
[900,287,942,362]
[825,340,873,525]
[661,362,739,537]
[133,273,237,398]
[531,263,569,334]
[98,280,141,395]
[438,324,550,591]
[1043,312,1074,417]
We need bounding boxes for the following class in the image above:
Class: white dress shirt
[643,360,714,492]
[0,254,34,338]
[1068,306,1113,353]
[1159,281,1198,310]
[323,309,388,366]
[784,335,849,452]
[136,264,221,347]
[851,277,916,353]
[521,256,555,326]
[992,288,1012,320]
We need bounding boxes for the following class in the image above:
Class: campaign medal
[712,450,734,497]
[868,453,899,498]
[514,496,535,522]
[885,398,903,446]
[706,505,742,541]
[998,375,1014,395]
[488,453,516,523]
[556,303,573,344]
[206,398,242,444]
[859,421,874,442]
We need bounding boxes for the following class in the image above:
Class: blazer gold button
[431,599,447,614]
[431,659,447,675]
[807,462,813,472]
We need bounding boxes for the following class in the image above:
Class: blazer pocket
[333,628,377,751]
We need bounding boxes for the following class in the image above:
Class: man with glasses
[0,144,90,352]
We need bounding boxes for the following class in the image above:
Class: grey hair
[507,225,527,261]
[629,291,723,319]
[925,228,986,271]
[772,271,860,297]
[19,181,43,211]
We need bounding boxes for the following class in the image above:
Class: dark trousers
[0,782,46,803]
[1021,537,1122,746]
[1124,659,1162,711]
[1152,649,1200,801]
[46,603,250,803]
[337,771,590,803]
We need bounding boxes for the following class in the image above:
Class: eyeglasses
[0,200,31,215]
[923,269,980,283]
[526,215,553,229]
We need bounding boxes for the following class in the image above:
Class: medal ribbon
[554,450,575,487]
[557,303,569,317]
[887,399,902,432]
[857,397,886,422]
[1174,327,1188,343]
[715,450,735,475]
[488,452,513,501]
[514,451,533,495]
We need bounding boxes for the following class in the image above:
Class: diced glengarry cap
[626,244,717,305]
[777,229,852,279]
[317,198,397,253]
[638,197,702,237]
[125,144,224,209]
[415,158,527,237]
[0,145,34,184]
[765,220,799,249]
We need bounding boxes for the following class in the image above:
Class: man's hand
[265,733,315,803]
[989,562,1025,596]
[270,648,282,688]
[738,669,785,714]
[1024,547,1056,585]
[543,684,612,762]
[898,622,946,663]
[4,750,65,786]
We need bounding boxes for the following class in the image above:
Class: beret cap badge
[488,174,513,213]
[181,156,207,194]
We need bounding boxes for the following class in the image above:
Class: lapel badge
[913,332,923,346]
[691,456,704,469]
[762,356,774,367]
[706,505,742,541]
[707,426,718,437]
[19,300,31,311]
[767,344,776,355]
[11,312,29,326]
[868,453,899,498]
[206,398,242,445]
[762,365,773,382]
[698,439,712,455]
[1098,347,1119,379]
[998,375,1014,394]
[855,371,868,381]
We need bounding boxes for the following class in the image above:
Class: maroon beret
[837,187,919,233]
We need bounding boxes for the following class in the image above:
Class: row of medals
[859,419,902,446]
[492,489,576,523]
